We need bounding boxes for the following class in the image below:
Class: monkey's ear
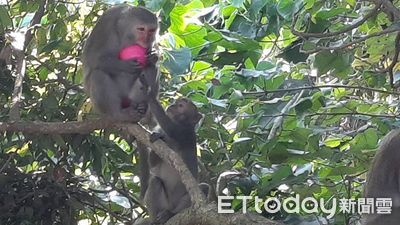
[193,112,203,124]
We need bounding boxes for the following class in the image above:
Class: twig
[239,112,400,119]
[291,4,381,39]
[8,49,25,120]
[385,31,400,86]
[267,90,304,140]
[9,0,47,120]
[304,25,400,54]
[0,153,15,174]
[371,0,400,21]
[243,84,399,96]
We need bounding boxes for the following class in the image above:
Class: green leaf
[181,24,207,55]
[232,0,245,8]
[169,4,187,33]
[56,4,68,15]
[259,165,293,195]
[240,69,273,78]
[209,98,228,108]
[0,6,12,29]
[256,61,275,70]
[295,98,313,114]
[249,0,268,19]
[277,0,302,19]
[350,128,379,151]
[146,0,167,11]
[40,38,63,53]
[313,50,353,77]
[324,138,342,148]
[42,95,59,112]
[163,47,192,75]
[315,8,348,20]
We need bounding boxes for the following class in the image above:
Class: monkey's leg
[149,132,166,142]
[132,218,152,225]
[144,176,171,223]
[155,210,174,224]
[89,70,120,115]
[137,142,149,199]
[169,190,191,215]
[89,70,141,122]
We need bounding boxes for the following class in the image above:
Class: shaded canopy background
[1,0,400,224]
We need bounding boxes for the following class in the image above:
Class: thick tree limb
[370,0,400,21]
[165,204,284,225]
[0,119,114,134]
[0,119,205,207]
[0,119,285,225]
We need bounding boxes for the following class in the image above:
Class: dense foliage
[1,0,400,224]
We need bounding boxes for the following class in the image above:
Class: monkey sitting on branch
[136,86,207,224]
[82,5,159,122]
[362,129,400,225]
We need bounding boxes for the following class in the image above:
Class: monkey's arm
[148,98,176,135]
[96,53,143,76]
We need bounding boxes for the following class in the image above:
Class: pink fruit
[119,44,147,67]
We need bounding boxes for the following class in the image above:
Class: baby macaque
[141,95,203,224]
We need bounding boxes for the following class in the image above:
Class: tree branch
[267,91,304,140]
[9,0,47,120]
[0,119,205,208]
[165,204,284,225]
[291,4,381,39]
[370,0,400,21]
[385,31,400,86]
[243,84,399,96]
[303,25,400,54]
[0,119,113,134]
[0,119,286,224]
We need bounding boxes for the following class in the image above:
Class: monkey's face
[167,98,202,125]
[133,22,157,49]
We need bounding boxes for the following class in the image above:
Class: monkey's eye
[137,27,145,32]
[149,29,156,33]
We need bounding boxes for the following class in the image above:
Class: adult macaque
[363,129,400,225]
[141,95,204,224]
[82,5,159,122]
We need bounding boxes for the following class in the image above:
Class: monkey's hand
[149,132,166,142]
[122,59,143,74]
[120,107,143,122]
[140,74,157,100]
[147,51,158,65]
[133,102,148,115]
